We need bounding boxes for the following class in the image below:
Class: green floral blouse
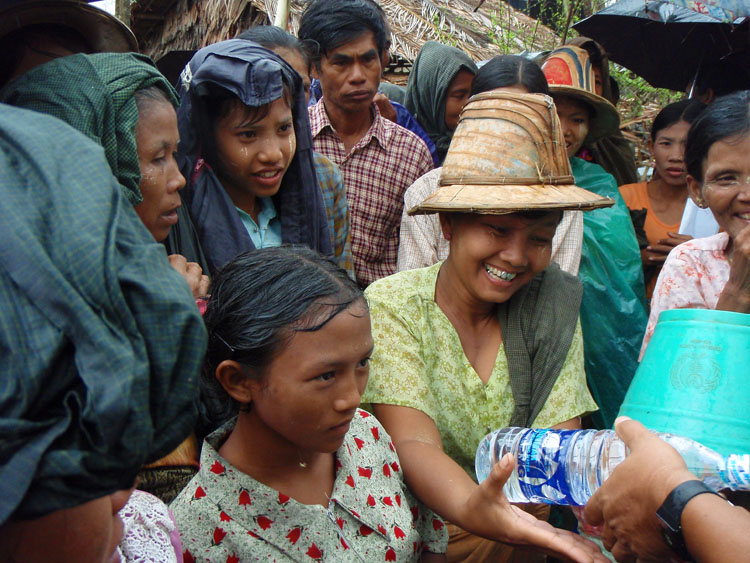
[362,263,598,478]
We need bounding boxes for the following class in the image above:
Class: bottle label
[721,455,750,490]
[516,429,578,505]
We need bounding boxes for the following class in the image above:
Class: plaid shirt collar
[309,98,390,152]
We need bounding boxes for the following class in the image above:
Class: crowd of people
[1,0,749,562]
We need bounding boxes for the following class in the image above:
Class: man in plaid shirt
[300,0,434,287]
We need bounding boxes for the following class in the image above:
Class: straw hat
[0,0,138,53]
[409,92,614,215]
[541,45,619,144]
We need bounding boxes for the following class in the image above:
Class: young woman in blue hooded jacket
[174,39,333,274]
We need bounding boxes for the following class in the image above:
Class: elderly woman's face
[440,211,560,304]
[688,133,750,244]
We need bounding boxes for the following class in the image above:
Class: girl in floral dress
[170,247,447,562]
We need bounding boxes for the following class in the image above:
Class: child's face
[213,97,296,208]
[554,96,591,158]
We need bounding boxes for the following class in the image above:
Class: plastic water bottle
[475,427,750,506]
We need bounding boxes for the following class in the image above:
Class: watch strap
[656,480,722,561]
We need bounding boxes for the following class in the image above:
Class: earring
[695,198,708,209]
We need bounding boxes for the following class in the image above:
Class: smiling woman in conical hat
[361,91,611,561]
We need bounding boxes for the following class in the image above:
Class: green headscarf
[404,41,477,163]
[0,52,178,205]
[0,104,206,523]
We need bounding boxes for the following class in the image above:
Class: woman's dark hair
[471,55,549,96]
[651,98,705,141]
[237,26,311,74]
[298,0,387,69]
[201,246,364,424]
[191,80,294,173]
[685,90,750,182]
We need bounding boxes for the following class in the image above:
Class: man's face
[315,31,381,116]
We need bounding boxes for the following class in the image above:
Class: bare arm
[373,404,606,562]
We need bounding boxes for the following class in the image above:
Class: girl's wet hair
[686,90,750,182]
[471,55,549,97]
[651,98,705,142]
[192,80,294,174]
[201,246,364,423]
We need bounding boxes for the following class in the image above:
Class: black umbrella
[573,0,750,92]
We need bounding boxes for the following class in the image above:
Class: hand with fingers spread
[463,453,610,563]
[168,254,210,299]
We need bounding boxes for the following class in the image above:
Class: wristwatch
[656,480,723,562]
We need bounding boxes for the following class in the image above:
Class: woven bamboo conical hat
[409,92,614,215]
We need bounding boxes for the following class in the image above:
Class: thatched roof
[131,0,561,82]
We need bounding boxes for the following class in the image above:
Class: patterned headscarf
[0,52,178,205]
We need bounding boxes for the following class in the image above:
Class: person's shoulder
[404,167,442,201]
[675,232,729,254]
[365,263,439,306]
[379,114,432,154]
[619,181,647,196]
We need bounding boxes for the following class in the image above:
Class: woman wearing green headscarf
[0,51,210,289]
[0,52,210,499]
[404,41,478,164]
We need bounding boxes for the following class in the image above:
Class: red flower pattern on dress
[306,543,323,558]
[184,549,195,563]
[257,515,273,530]
[286,527,301,545]
[172,409,448,561]
[213,527,227,545]
[432,518,444,530]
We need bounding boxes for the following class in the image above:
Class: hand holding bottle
[583,417,700,561]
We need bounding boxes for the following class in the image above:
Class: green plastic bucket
[618,308,750,455]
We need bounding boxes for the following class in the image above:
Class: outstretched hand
[462,453,608,563]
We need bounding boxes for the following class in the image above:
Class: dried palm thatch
[131,0,561,82]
